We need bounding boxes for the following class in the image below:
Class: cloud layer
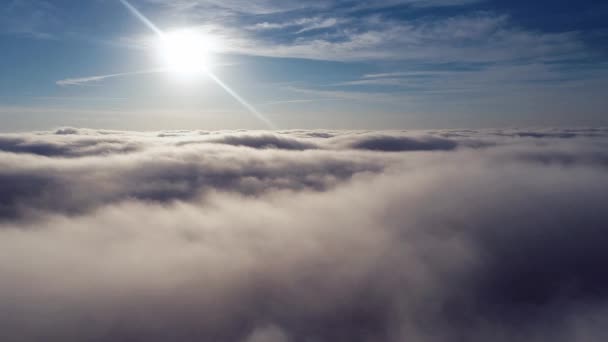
[1,128,608,341]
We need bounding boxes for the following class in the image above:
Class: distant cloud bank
[1,128,608,341]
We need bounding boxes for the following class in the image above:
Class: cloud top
[1,128,608,342]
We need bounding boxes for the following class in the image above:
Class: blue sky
[1,0,607,130]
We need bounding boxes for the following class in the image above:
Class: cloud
[161,10,583,64]
[128,1,585,65]
[144,0,482,17]
[0,131,142,157]
[110,1,605,119]
[1,128,608,341]
[56,74,126,87]
[337,134,459,151]
[188,133,319,150]
[245,17,344,33]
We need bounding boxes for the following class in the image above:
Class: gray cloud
[183,133,319,150]
[1,128,608,341]
[338,134,459,151]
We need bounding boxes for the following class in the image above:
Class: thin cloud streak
[56,69,165,86]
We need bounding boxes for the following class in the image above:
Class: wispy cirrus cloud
[144,0,484,15]
[94,0,605,123]
[156,12,582,65]
[245,17,346,34]
[131,1,583,64]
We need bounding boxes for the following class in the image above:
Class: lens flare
[119,0,276,128]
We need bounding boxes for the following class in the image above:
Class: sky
[1,0,607,130]
[2,2,608,340]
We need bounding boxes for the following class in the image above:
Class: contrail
[118,0,276,129]
[56,69,165,86]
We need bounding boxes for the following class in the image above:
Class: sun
[157,29,219,76]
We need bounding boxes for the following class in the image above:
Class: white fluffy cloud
[1,128,608,341]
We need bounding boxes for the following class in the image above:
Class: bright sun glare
[157,30,219,76]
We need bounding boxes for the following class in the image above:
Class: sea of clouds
[1,127,608,342]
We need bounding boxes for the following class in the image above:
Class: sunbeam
[119,0,163,37]
[206,71,277,129]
